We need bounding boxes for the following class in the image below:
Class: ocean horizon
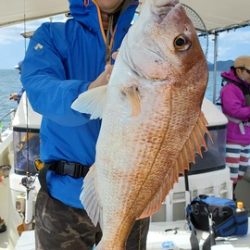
[0,69,22,130]
[0,69,223,131]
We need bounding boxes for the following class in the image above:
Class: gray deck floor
[12,219,250,250]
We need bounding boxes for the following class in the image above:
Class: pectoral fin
[71,85,107,119]
[122,86,141,117]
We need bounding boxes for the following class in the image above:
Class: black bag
[186,195,248,237]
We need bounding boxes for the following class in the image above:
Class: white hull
[0,178,22,250]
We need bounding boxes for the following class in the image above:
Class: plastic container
[12,92,41,175]
[235,201,248,235]
[236,201,245,212]
[162,240,179,250]
[13,129,40,175]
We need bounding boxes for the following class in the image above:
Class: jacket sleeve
[221,84,250,121]
[21,23,90,127]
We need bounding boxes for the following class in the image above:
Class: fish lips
[151,0,183,24]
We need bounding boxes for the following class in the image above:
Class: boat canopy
[0,0,68,28]
[0,0,250,33]
[180,0,250,33]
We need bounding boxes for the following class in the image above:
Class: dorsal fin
[138,112,209,219]
[122,86,141,117]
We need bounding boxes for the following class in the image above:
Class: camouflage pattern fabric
[35,190,149,250]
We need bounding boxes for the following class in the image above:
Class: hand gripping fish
[72,0,208,249]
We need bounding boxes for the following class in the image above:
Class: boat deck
[1,172,250,249]
[8,219,250,250]
[148,220,250,249]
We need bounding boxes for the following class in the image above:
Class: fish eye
[174,35,191,51]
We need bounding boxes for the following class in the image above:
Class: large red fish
[72,0,208,249]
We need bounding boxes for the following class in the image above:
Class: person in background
[21,0,149,249]
[220,55,250,201]
[9,88,24,103]
[9,61,24,103]
[0,217,7,233]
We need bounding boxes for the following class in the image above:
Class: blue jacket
[21,0,138,208]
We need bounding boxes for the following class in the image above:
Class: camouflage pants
[35,190,150,250]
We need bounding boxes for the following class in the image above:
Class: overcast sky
[0,15,65,69]
[206,26,250,63]
[0,18,250,69]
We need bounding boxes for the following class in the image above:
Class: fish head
[123,0,208,99]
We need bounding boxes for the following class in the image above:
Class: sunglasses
[239,67,250,74]
[244,68,250,74]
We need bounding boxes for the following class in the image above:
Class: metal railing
[0,108,16,139]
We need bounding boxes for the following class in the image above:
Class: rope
[22,0,31,177]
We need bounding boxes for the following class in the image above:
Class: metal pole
[212,32,218,104]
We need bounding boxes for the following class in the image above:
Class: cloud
[217,28,250,60]
[0,14,66,68]
[205,26,250,61]
[219,28,250,44]
[0,25,24,44]
[218,46,233,60]
[0,14,66,45]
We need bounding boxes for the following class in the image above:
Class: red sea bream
[72,0,208,249]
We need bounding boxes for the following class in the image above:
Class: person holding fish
[220,55,250,201]
[21,0,150,249]
[72,0,208,249]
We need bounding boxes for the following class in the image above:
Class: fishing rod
[19,0,37,228]
[0,109,16,123]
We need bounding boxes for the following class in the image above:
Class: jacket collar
[221,67,250,88]
[69,0,138,33]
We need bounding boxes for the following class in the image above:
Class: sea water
[0,69,22,130]
[0,70,222,130]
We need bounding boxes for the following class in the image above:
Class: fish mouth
[122,0,195,81]
[149,1,193,58]
[152,0,180,23]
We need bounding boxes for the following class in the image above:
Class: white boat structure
[1,0,250,249]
